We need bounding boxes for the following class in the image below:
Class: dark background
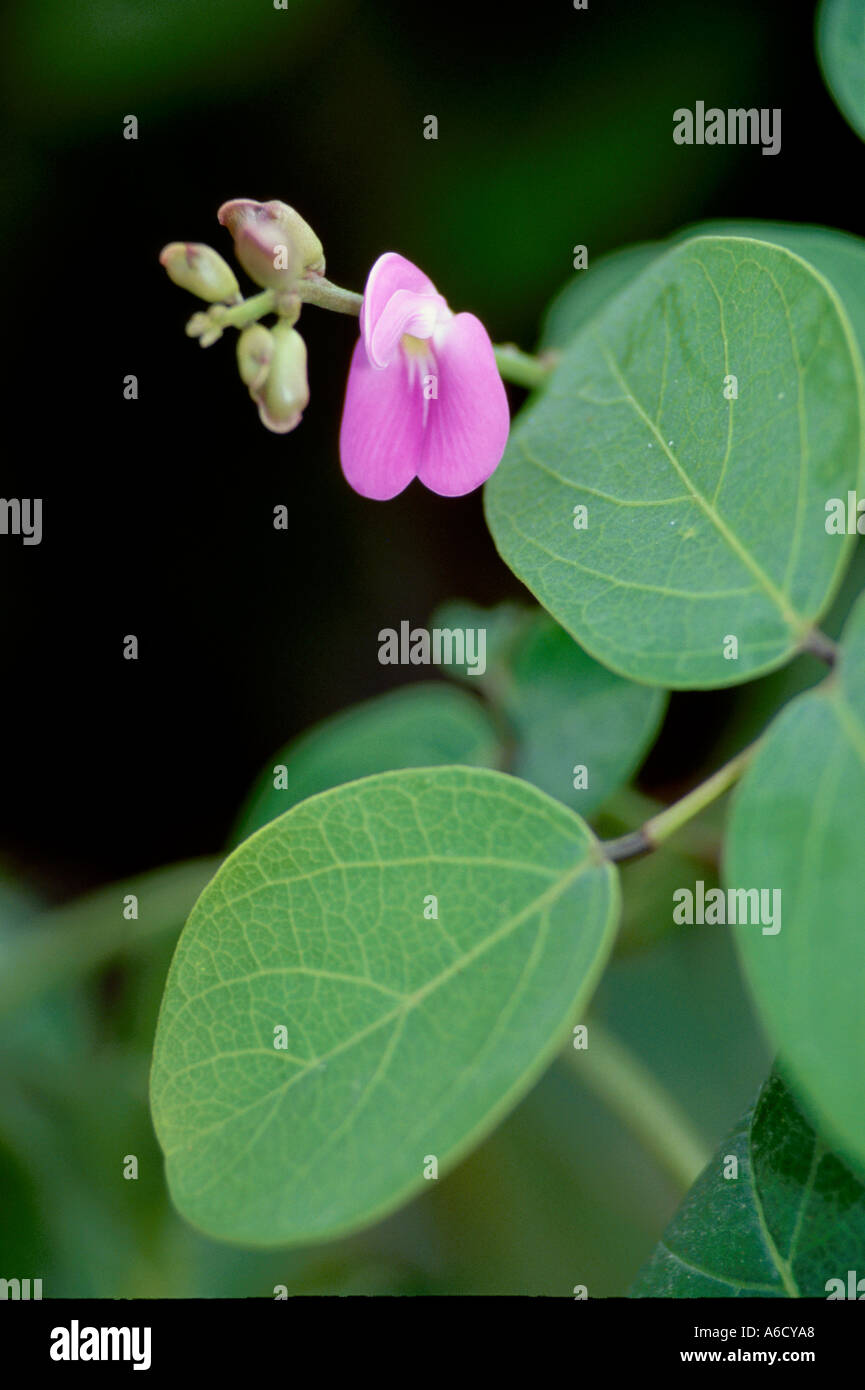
[0,0,851,896]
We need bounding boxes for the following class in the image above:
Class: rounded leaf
[633,1067,865,1297]
[151,767,619,1245]
[486,236,865,688]
[726,592,865,1166]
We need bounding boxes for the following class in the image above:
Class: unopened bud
[185,311,223,347]
[160,242,240,302]
[254,321,309,434]
[237,324,275,394]
[217,199,325,290]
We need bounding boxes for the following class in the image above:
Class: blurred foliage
[2,0,350,130]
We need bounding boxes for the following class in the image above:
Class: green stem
[296,277,363,315]
[602,740,759,863]
[212,289,275,329]
[646,742,756,844]
[565,1020,711,1192]
[0,857,221,1018]
[493,344,556,390]
[596,785,721,866]
[193,274,556,397]
[801,626,838,667]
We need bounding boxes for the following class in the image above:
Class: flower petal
[361,253,445,367]
[361,252,436,330]
[366,288,444,369]
[417,313,510,497]
[339,338,422,500]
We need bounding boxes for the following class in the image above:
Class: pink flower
[339,253,510,500]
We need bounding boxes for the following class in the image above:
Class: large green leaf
[818,0,865,142]
[547,221,865,378]
[486,235,864,689]
[231,683,499,845]
[726,591,865,1166]
[151,767,619,1246]
[632,1067,865,1296]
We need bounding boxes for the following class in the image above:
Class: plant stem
[602,740,758,863]
[296,277,363,315]
[493,344,555,390]
[801,626,838,667]
[213,289,275,329]
[202,276,556,397]
[564,1019,711,1192]
[0,857,221,1018]
[596,786,721,866]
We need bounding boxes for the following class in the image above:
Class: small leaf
[818,0,865,142]
[726,591,865,1166]
[431,602,667,814]
[231,682,499,845]
[500,613,667,814]
[632,1067,865,1296]
[486,235,864,687]
[151,767,619,1246]
[427,599,532,688]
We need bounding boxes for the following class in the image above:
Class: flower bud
[217,199,325,290]
[159,242,240,303]
[185,311,223,348]
[237,324,274,395]
[254,321,309,434]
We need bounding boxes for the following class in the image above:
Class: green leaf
[486,235,865,689]
[726,591,865,1167]
[683,222,865,367]
[632,1067,865,1296]
[231,683,499,845]
[818,0,865,142]
[540,242,660,350]
[151,766,619,1246]
[427,599,533,687]
[430,602,667,814]
[544,223,865,386]
[544,222,865,377]
[500,614,667,814]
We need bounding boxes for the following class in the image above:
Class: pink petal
[361,253,439,350]
[366,287,445,370]
[417,313,510,497]
[362,252,436,321]
[339,338,423,500]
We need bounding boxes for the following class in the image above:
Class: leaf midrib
[592,333,807,636]
[159,847,604,1160]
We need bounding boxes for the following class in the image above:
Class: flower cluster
[160,200,510,497]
